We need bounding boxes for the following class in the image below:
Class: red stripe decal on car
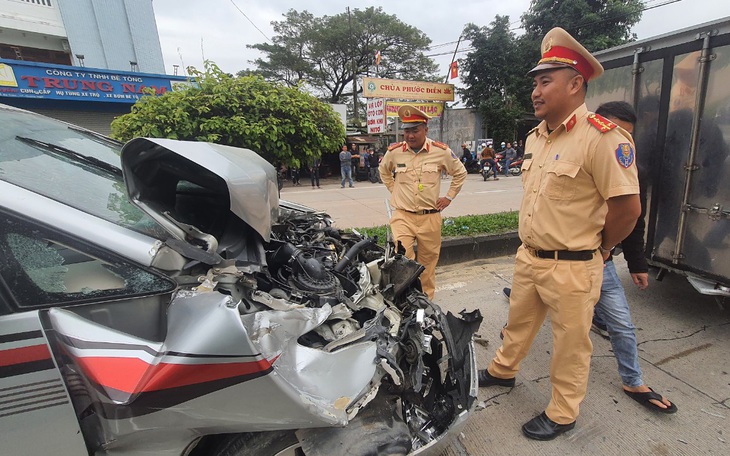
[74,356,277,394]
[0,344,51,367]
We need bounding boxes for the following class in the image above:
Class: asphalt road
[279,172,524,229]
[435,255,729,456]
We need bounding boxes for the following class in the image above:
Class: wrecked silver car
[0,104,481,455]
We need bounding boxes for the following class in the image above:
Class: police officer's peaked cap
[527,27,604,82]
[398,104,430,129]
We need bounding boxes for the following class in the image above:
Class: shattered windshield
[0,213,175,307]
[0,106,168,240]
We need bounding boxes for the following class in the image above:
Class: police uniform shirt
[379,138,467,212]
[520,103,639,251]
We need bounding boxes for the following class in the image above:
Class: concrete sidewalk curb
[439,231,520,266]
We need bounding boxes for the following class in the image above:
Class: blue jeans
[340,165,353,187]
[502,158,512,176]
[593,260,644,387]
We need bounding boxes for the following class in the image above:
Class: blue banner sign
[0,59,190,104]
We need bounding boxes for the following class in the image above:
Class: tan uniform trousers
[488,244,603,424]
[390,209,441,300]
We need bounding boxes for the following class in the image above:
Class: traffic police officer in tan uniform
[478,28,642,440]
[379,105,467,300]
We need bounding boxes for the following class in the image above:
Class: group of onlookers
[278,144,384,190]
[283,134,533,189]
[337,144,384,188]
[461,140,525,179]
[284,137,529,189]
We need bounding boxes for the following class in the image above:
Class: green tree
[459,16,528,142]
[521,0,645,52]
[248,7,438,105]
[110,62,344,168]
[460,1,644,140]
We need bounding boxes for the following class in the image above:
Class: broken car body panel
[121,137,279,244]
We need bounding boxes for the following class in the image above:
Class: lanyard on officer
[412,147,425,191]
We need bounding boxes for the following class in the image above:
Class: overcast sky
[152,0,728,78]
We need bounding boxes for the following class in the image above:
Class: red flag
[450,61,458,79]
[375,50,381,66]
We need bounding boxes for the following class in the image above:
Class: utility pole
[440,35,462,142]
[347,7,359,127]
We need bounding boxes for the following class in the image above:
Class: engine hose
[334,238,376,273]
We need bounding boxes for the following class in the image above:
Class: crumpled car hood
[121,138,279,242]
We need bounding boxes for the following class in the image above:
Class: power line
[229,0,271,42]
[426,48,474,58]
[428,40,460,50]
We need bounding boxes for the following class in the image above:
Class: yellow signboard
[385,101,443,118]
[362,77,454,102]
[0,64,19,87]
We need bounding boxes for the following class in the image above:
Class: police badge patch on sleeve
[615,143,635,168]
[451,151,458,159]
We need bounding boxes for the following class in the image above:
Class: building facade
[0,0,177,133]
[0,0,164,73]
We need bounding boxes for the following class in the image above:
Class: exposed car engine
[177,202,480,453]
[188,203,482,453]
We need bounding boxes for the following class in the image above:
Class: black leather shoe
[521,412,575,441]
[478,369,515,387]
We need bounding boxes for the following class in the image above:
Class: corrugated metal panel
[25,108,124,135]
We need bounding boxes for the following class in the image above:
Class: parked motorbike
[463,158,482,174]
[508,157,523,176]
[493,153,523,177]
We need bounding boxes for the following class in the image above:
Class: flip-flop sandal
[624,387,678,414]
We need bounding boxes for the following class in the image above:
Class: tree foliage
[521,0,645,52]
[110,62,345,168]
[459,17,529,142]
[248,7,438,104]
[459,0,645,140]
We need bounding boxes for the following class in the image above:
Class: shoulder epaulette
[528,126,539,136]
[431,140,449,150]
[388,141,404,151]
[587,113,617,133]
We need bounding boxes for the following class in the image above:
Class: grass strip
[351,211,519,246]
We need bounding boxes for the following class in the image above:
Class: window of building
[14,0,53,7]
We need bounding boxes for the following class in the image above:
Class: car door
[0,308,90,456]
[0,208,176,455]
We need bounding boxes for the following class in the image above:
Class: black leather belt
[525,245,595,261]
[401,209,440,215]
